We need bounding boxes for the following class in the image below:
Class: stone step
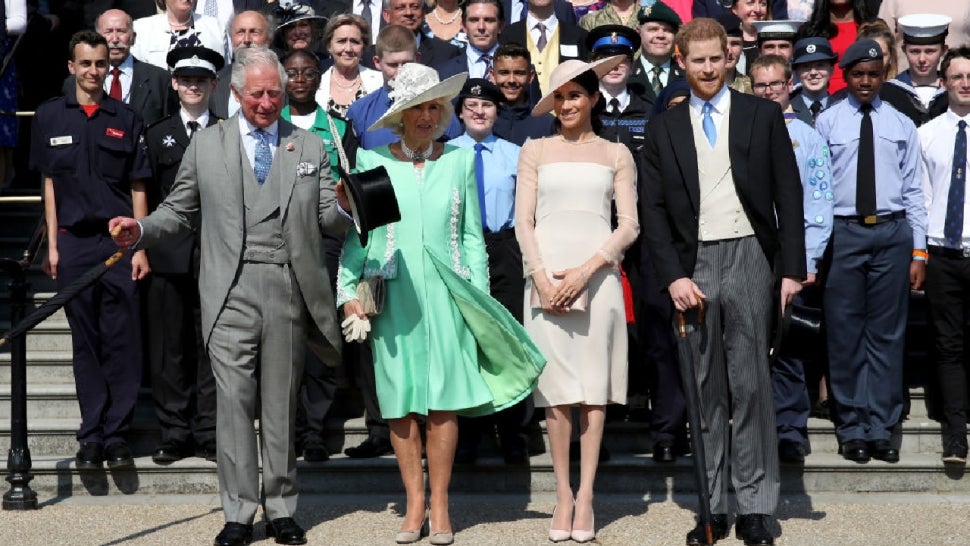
[0,385,157,421]
[0,350,75,383]
[2,451,964,498]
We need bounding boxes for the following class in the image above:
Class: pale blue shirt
[815,95,927,249]
[448,132,520,232]
[104,54,134,103]
[787,117,834,273]
[464,43,500,80]
[689,84,730,140]
[238,115,279,172]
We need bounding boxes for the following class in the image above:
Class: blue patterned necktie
[480,54,493,80]
[254,129,272,187]
[474,142,488,231]
[944,120,968,247]
[702,102,716,148]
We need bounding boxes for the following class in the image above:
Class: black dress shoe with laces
[302,438,330,463]
[214,522,253,546]
[653,440,677,463]
[735,514,774,545]
[840,439,870,463]
[75,442,104,470]
[942,436,968,465]
[869,439,899,463]
[266,517,307,545]
[685,513,729,545]
[344,437,393,458]
[778,440,806,464]
[152,441,193,464]
[104,441,134,469]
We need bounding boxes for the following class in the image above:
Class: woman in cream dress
[515,56,638,543]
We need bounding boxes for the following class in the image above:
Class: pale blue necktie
[254,129,272,186]
[702,102,716,147]
[203,0,218,18]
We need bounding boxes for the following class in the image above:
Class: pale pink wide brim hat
[532,55,627,117]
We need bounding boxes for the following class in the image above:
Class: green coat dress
[336,145,545,419]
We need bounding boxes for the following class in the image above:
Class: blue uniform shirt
[448,132,520,232]
[815,95,927,249]
[346,85,463,150]
[29,94,151,228]
[786,117,834,274]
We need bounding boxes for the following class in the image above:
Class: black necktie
[187,120,199,138]
[856,103,876,217]
[609,98,620,116]
[810,100,822,121]
[944,120,968,247]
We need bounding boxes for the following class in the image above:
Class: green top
[281,104,346,180]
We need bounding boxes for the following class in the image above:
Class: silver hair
[227,10,274,47]
[387,98,455,140]
[230,47,288,94]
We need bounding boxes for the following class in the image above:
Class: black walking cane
[0,226,128,347]
[676,298,714,546]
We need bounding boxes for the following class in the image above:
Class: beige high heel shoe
[571,503,595,543]
[548,504,572,542]
[428,509,454,545]
[394,510,429,544]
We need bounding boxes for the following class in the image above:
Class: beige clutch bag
[530,274,588,312]
[356,277,385,316]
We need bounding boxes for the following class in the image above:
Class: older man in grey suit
[110,47,351,546]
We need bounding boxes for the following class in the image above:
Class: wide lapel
[221,116,247,220]
[667,102,700,215]
[727,90,752,196]
[277,119,300,220]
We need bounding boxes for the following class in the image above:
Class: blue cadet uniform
[448,79,530,463]
[815,40,927,457]
[773,115,834,454]
[29,91,151,451]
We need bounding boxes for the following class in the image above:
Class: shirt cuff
[133,220,145,249]
[337,203,353,223]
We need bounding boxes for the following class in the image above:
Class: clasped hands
[535,266,589,315]
[342,299,371,342]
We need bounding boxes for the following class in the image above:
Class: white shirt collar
[180,109,210,131]
[600,88,630,112]
[114,54,134,75]
[526,12,558,33]
[689,84,730,115]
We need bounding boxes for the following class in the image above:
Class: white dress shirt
[920,109,970,249]
[526,12,558,46]
[600,88,630,113]
[104,54,134,104]
[689,84,730,138]
[353,0,382,45]
[194,0,233,31]
[180,110,211,137]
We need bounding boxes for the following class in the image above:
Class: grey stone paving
[0,493,967,545]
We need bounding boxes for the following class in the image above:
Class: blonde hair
[387,98,455,140]
[857,19,898,79]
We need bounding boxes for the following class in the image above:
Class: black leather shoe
[344,437,393,458]
[870,440,899,463]
[685,514,729,545]
[104,441,134,469]
[942,436,968,465]
[302,439,330,463]
[266,517,307,545]
[214,522,253,546]
[735,514,774,545]
[75,442,104,470]
[198,444,217,462]
[653,440,676,463]
[152,441,193,464]
[778,440,806,464]
[840,439,870,463]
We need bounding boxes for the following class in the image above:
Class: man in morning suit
[62,9,173,126]
[502,0,576,26]
[143,46,224,465]
[816,40,927,467]
[110,47,352,546]
[497,0,589,94]
[641,18,805,546]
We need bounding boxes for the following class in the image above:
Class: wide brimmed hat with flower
[368,63,468,132]
[274,1,327,29]
[532,55,627,117]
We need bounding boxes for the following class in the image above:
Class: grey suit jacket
[138,116,349,353]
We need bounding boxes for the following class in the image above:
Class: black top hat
[770,299,823,363]
[341,165,401,246]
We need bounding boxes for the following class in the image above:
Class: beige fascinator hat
[368,63,468,132]
[532,55,628,117]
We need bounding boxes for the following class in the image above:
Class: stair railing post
[1,258,37,510]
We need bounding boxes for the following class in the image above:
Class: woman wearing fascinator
[515,55,639,543]
[335,63,545,545]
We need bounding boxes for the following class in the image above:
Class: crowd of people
[16,0,970,545]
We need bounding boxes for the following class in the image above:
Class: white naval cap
[898,13,952,45]
[752,20,802,41]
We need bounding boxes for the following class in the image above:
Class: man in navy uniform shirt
[143,45,224,465]
[30,30,151,470]
[816,39,927,465]
[882,13,951,127]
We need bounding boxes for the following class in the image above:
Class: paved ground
[0,492,967,545]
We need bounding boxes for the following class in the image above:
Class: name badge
[106,127,125,139]
[560,44,578,58]
[49,136,73,146]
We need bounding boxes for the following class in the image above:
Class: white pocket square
[297,162,317,177]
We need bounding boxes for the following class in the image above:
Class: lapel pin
[286,142,295,151]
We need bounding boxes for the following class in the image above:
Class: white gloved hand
[341,315,371,343]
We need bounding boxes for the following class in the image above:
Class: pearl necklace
[431,6,461,25]
[169,13,193,27]
[332,73,361,90]
[401,140,434,162]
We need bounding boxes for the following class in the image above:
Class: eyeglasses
[285,69,321,80]
[752,80,787,92]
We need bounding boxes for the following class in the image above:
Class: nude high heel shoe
[395,511,428,544]
[548,504,572,542]
[571,506,595,543]
[428,509,454,545]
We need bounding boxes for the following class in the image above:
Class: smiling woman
[315,14,383,119]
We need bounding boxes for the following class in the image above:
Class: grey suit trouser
[684,236,780,515]
[208,261,306,523]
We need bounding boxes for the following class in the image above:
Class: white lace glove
[341,315,371,343]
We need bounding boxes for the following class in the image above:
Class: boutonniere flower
[286,142,295,151]
[297,162,317,177]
